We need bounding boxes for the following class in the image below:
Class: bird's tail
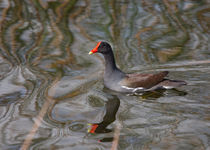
[157,79,187,89]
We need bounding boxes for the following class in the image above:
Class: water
[0,0,210,149]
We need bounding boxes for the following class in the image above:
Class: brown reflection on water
[197,7,210,33]
[21,74,61,150]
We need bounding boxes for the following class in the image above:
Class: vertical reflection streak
[0,0,16,65]
[10,0,24,65]
[25,0,44,64]
[162,0,186,32]
[20,75,61,150]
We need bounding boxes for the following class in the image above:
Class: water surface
[0,0,210,149]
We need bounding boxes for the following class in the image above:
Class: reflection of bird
[89,42,187,93]
[88,96,120,134]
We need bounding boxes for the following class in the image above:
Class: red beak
[87,124,99,133]
[89,41,101,55]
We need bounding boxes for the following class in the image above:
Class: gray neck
[103,51,125,80]
[103,51,117,75]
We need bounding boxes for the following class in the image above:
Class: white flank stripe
[163,86,173,89]
[121,86,144,92]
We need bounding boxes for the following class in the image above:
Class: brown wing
[119,71,169,89]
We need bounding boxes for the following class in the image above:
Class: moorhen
[88,96,120,134]
[89,42,187,93]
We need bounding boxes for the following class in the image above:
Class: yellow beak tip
[89,51,93,55]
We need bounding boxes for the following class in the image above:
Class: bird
[87,97,120,134]
[89,41,187,93]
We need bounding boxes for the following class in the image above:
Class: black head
[89,41,113,55]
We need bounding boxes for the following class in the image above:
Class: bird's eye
[100,44,104,48]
